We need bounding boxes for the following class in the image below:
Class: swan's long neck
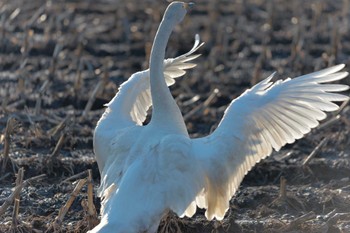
[149,18,187,134]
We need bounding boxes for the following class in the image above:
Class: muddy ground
[1,0,350,232]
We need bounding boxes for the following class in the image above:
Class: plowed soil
[1,0,350,232]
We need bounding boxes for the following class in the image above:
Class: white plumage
[95,34,203,206]
[90,2,349,233]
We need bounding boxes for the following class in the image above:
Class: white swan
[91,1,349,233]
[94,33,202,197]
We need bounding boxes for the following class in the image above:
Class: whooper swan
[91,1,349,233]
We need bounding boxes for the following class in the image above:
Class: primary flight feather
[95,34,203,204]
[91,2,349,232]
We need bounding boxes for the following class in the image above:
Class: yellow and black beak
[183,2,195,10]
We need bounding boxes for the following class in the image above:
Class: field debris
[1,0,350,232]
[1,117,18,174]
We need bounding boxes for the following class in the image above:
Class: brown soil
[1,0,350,232]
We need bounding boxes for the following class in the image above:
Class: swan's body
[91,2,349,233]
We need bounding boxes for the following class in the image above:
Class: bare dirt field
[1,0,350,232]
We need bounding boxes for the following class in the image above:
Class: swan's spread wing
[189,64,349,220]
[95,36,203,198]
[105,35,203,127]
[94,36,203,180]
[163,34,204,85]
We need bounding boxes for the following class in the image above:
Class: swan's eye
[183,3,194,10]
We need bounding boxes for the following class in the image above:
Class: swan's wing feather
[95,35,203,198]
[189,64,349,220]
[105,34,203,127]
[96,125,141,198]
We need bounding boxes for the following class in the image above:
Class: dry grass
[0,0,350,232]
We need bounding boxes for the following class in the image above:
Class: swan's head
[163,2,194,25]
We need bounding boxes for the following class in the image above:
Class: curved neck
[149,18,187,134]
